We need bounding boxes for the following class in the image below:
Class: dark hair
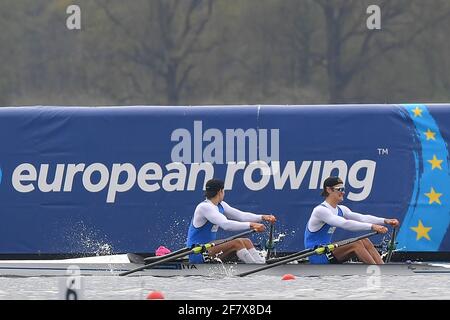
[321,176,343,197]
[204,179,225,199]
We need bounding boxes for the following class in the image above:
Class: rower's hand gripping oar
[119,229,256,276]
[237,231,378,277]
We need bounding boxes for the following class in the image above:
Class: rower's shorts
[309,251,339,264]
[188,253,205,264]
[326,251,339,264]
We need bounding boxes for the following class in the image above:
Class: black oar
[266,223,275,260]
[385,227,397,263]
[143,247,192,263]
[237,231,378,277]
[266,247,312,264]
[126,246,193,264]
[120,229,256,276]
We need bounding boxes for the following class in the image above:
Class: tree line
[1,0,450,106]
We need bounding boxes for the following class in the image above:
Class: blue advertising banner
[0,105,448,255]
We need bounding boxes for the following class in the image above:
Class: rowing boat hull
[0,255,448,277]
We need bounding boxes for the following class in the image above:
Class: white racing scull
[0,254,448,277]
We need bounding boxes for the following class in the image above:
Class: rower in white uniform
[304,176,399,264]
[186,179,276,264]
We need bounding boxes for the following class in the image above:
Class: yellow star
[425,187,442,204]
[424,129,436,141]
[412,107,423,117]
[410,220,432,241]
[427,155,443,170]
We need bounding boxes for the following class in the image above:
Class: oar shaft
[238,249,316,277]
[267,224,274,259]
[144,229,255,263]
[385,228,397,263]
[120,249,193,276]
[216,229,256,245]
[120,229,257,276]
[144,247,191,262]
[266,247,311,264]
[238,231,378,277]
[334,231,378,248]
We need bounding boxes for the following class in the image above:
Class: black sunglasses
[331,187,345,192]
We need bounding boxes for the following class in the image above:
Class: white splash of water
[272,233,286,244]
[66,221,114,256]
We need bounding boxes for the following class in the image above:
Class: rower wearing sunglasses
[304,176,399,264]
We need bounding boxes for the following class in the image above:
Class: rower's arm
[340,206,386,224]
[221,201,263,222]
[200,203,252,231]
[314,207,372,231]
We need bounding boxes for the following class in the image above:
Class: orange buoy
[281,273,296,280]
[146,291,165,300]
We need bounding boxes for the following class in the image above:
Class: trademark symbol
[377,148,389,155]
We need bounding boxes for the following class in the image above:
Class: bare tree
[314,0,450,103]
[96,0,215,105]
